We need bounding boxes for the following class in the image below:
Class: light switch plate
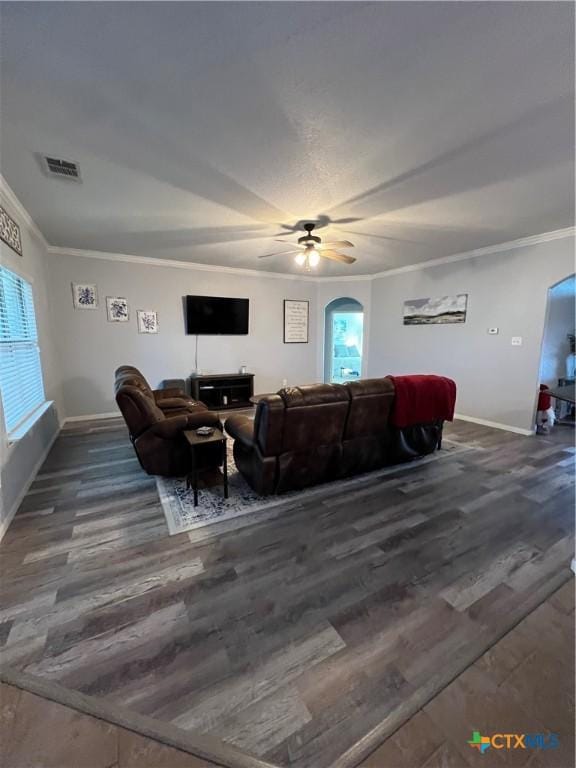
[488,327,499,335]
[511,336,523,346]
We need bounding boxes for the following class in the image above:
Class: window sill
[7,401,54,444]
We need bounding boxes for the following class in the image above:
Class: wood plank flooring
[2,579,571,768]
[0,418,573,768]
[361,578,574,768]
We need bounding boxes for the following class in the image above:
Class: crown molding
[370,226,576,279]
[47,246,321,282]
[48,226,576,283]
[1,169,572,279]
[0,174,49,250]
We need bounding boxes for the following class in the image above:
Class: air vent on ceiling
[42,155,82,182]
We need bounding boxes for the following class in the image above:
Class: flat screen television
[185,295,249,335]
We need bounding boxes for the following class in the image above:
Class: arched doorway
[324,298,364,383]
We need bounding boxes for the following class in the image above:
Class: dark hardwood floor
[0,418,573,768]
[1,579,572,768]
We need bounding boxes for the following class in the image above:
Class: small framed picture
[106,296,129,322]
[137,310,158,334]
[0,205,23,256]
[72,283,98,309]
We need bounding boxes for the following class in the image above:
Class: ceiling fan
[259,223,356,270]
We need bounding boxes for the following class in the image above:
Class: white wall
[540,275,575,387]
[47,252,318,417]
[0,185,63,535]
[368,237,575,432]
[46,233,575,431]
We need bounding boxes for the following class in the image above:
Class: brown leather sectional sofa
[114,366,221,476]
[225,378,444,495]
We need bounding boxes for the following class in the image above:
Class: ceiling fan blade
[258,249,302,259]
[332,217,363,224]
[274,239,298,244]
[318,240,354,249]
[320,250,357,264]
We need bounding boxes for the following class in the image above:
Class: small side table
[183,428,228,507]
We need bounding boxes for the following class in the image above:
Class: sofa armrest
[154,390,208,410]
[149,411,221,439]
[156,397,198,411]
[154,387,186,400]
[225,415,255,449]
[185,410,221,429]
[149,415,188,439]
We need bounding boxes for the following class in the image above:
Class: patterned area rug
[156,438,469,536]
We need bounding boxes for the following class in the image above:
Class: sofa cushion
[116,385,164,438]
[344,376,395,439]
[278,384,350,452]
[115,372,154,400]
[254,394,285,456]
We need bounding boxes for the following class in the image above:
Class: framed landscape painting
[403,294,468,325]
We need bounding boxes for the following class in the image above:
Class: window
[0,266,46,435]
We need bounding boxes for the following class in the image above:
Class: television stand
[189,373,254,410]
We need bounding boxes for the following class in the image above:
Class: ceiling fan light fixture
[264,222,355,268]
[308,247,320,267]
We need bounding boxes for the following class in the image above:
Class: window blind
[0,266,46,434]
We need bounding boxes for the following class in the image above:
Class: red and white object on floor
[536,384,555,434]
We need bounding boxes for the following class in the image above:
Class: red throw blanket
[389,375,456,428]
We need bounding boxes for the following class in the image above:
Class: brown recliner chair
[225,377,445,495]
[115,365,200,416]
[114,368,221,476]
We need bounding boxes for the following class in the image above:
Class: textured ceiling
[1,1,574,275]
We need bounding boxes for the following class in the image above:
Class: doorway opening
[324,298,364,384]
[538,274,575,437]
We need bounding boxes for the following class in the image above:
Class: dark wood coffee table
[183,427,228,507]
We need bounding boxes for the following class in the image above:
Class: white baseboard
[63,411,119,424]
[454,413,534,437]
[0,428,60,542]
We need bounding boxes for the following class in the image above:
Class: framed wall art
[283,299,309,343]
[403,294,468,325]
[106,296,129,322]
[0,206,23,256]
[72,283,98,309]
[137,310,158,334]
